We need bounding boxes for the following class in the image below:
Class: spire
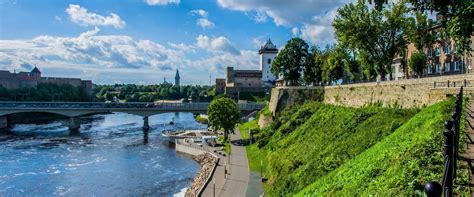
[175,69,180,79]
[258,37,278,54]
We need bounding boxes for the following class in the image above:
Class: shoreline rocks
[185,153,218,197]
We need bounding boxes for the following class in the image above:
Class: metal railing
[425,86,464,197]
[434,79,471,88]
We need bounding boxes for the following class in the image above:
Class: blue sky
[0,0,350,85]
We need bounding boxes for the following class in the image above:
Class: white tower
[259,38,278,86]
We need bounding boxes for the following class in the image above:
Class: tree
[408,51,428,77]
[271,38,310,86]
[333,1,411,81]
[207,97,240,140]
[407,11,435,51]
[323,46,348,84]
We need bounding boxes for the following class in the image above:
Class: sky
[0,0,352,85]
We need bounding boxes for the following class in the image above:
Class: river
[0,112,205,196]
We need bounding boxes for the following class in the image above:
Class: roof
[259,38,278,54]
[31,67,41,74]
[175,69,180,78]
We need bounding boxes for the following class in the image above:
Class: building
[0,67,93,96]
[391,16,473,80]
[215,38,278,99]
[175,69,180,87]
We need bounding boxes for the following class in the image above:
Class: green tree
[333,0,411,81]
[304,48,322,85]
[322,46,348,84]
[207,97,240,140]
[408,51,427,77]
[271,38,310,86]
[407,11,435,51]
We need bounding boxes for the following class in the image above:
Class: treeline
[272,0,472,86]
[0,83,90,101]
[94,84,216,102]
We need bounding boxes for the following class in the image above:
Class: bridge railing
[425,86,463,197]
[0,101,265,111]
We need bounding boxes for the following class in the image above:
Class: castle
[0,67,93,96]
[216,38,278,99]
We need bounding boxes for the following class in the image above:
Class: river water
[0,112,205,196]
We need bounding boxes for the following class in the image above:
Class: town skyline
[0,0,352,85]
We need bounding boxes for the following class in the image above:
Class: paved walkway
[202,130,250,197]
[464,99,474,194]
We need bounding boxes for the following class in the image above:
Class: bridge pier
[68,117,80,131]
[143,116,149,144]
[0,116,7,130]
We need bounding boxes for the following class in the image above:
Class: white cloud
[190,9,215,29]
[291,27,299,36]
[196,35,240,55]
[196,18,215,29]
[253,12,268,23]
[144,0,180,6]
[190,9,208,18]
[217,0,352,44]
[0,30,257,84]
[55,16,62,22]
[66,4,126,29]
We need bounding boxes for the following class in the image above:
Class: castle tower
[30,66,41,79]
[259,38,278,85]
[174,69,180,87]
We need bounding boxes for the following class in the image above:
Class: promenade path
[202,130,250,197]
[463,98,474,194]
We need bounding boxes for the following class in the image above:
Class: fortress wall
[269,74,474,115]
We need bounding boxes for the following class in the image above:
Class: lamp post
[260,160,263,177]
[213,177,216,197]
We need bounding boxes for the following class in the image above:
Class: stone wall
[269,74,474,115]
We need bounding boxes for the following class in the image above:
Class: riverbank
[185,153,218,197]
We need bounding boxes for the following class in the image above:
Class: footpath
[202,130,250,197]
[464,99,474,194]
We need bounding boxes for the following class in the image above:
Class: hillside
[239,99,468,196]
[240,102,418,196]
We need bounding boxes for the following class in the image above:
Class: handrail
[425,86,463,197]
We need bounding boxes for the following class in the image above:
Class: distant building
[391,15,473,80]
[0,67,93,96]
[175,69,180,87]
[216,38,278,100]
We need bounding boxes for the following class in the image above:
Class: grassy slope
[297,98,469,196]
[240,102,418,196]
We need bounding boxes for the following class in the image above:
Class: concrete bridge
[0,102,264,133]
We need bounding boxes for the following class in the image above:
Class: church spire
[174,69,180,87]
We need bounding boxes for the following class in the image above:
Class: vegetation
[240,99,468,196]
[208,97,240,140]
[194,114,208,124]
[409,51,428,77]
[0,83,90,101]
[297,99,468,195]
[94,84,216,102]
[271,37,311,86]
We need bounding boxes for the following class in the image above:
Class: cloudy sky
[0,0,351,85]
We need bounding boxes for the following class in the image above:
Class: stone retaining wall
[269,74,474,115]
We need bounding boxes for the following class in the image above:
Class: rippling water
[0,112,204,196]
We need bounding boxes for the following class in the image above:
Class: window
[267,59,271,64]
[444,62,450,72]
[444,43,450,55]
[454,61,460,71]
[436,63,440,73]
[435,47,441,57]
[427,64,432,74]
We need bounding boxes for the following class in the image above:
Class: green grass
[194,114,208,124]
[219,136,230,154]
[238,120,267,173]
[241,102,419,196]
[296,98,469,196]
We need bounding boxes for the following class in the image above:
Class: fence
[425,86,464,197]
[434,79,472,88]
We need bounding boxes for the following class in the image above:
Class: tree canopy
[271,38,311,86]
[207,97,240,140]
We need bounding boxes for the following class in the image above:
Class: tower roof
[175,69,180,79]
[259,38,278,54]
[31,66,41,74]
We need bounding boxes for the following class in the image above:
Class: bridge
[0,102,264,132]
